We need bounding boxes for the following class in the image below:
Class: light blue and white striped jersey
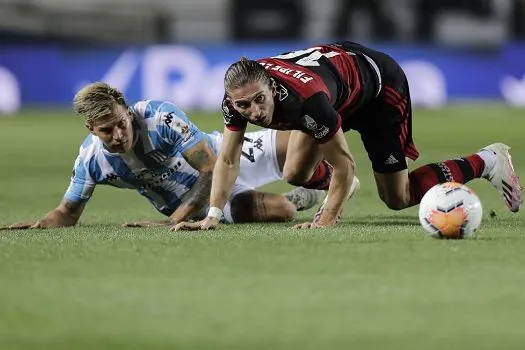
[64,100,213,216]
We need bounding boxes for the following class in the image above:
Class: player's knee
[379,190,410,211]
[283,168,311,186]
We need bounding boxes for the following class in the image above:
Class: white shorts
[207,128,283,222]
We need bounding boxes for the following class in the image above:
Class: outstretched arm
[169,139,217,224]
[4,199,86,230]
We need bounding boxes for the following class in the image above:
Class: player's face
[88,104,134,153]
[228,81,276,127]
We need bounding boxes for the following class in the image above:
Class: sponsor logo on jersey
[253,136,263,151]
[163,112,174,127]
[314,126,329,140]
[276,84,288,101]
[135,168,157,180]
[136,161,183,184]
[105,173,119,181]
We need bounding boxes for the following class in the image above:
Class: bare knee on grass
[374,170,411,210]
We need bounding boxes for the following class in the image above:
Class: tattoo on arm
[189,150,212,170]
[180,171,213,210]
[177,144,216,215]
[63,200,83,212]
[59,199,85,219]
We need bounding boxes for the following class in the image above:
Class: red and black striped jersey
[222,42,380,142]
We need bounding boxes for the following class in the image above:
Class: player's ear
[270,78,277,96]
[85,122,94,134]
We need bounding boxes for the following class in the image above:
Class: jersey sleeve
[63,153,96,204]
[150,100,205,153]
[300,92,342,143]
[222,96,248,131]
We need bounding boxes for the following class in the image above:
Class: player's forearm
[170,171,213,223]
[325,161,355,214]
[209,157,239,210]
[320,129,355,220]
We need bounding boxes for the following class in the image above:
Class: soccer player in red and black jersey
[174,41,522,231]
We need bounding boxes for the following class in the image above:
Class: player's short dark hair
[224,57,272,94]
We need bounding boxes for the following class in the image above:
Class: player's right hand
[171,216,220,231]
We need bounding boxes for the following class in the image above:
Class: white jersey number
[272,47,340,67]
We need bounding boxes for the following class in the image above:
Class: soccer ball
[418,182,483,239]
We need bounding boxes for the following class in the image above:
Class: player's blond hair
[73,82,127,125]
[224,57,272,94]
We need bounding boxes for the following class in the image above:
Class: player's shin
[408,154,485,206]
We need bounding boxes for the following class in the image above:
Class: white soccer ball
[418,182,483,239]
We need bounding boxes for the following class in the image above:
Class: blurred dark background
[0,0,523,46]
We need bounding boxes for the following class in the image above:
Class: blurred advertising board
[1,43,525,113]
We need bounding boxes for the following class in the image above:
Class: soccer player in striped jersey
[5,82,356,230]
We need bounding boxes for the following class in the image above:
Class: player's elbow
[218,155,239,169]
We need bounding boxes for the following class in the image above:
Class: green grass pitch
[0,105,524,349]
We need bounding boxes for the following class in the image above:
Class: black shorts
[337,42,420,174]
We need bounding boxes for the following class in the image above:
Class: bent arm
[6,198,86,229]
[318,129,355,224]
[170,139,217,223]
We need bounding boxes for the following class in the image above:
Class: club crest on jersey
[276,85,288,101]
[222,100,234,123]
[302,115,318,130]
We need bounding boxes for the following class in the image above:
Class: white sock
[477,149,496,177]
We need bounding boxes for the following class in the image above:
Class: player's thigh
[360,114,413,209]
[359,72,418,175]
[230,190,296,223]
[238,129,282,188]
[283,130,324,182]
